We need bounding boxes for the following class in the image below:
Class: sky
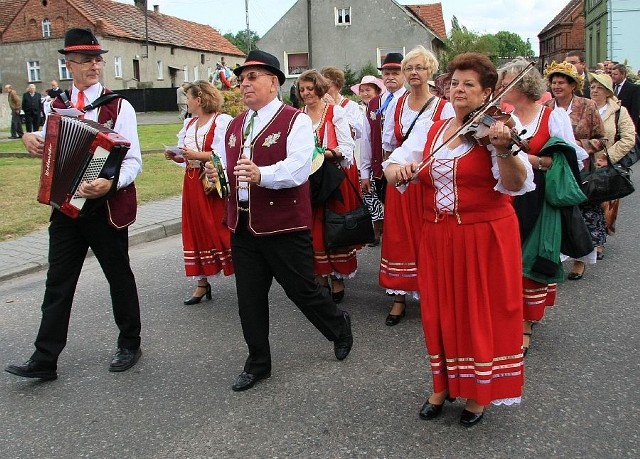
[128,0,568,55]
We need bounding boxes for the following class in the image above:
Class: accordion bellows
[38,114,130,218]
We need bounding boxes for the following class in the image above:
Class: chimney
[133,0,146,9]
[153,5,159,13]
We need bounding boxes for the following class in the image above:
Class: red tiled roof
[539,0,582,35]
[405,3,447,41]
[0,1,26,33]
[0,0,244,55]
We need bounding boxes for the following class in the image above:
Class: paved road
[2,188,640,457]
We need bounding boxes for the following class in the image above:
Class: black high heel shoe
[385,298,406,326]
[419,395,456,420]
[184,283,212,305]
[331,278,345,304]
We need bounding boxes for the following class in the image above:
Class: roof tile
[405,3,447,41]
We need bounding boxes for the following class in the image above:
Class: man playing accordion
[5,28,143,380]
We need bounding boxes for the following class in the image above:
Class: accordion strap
[82,93,125,112]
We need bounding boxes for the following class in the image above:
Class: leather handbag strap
[402,96,435,143]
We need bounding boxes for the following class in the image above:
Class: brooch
[369,111,377,121]
[103,119,114,130]
[228,133,237,148]
[262,132,281,147]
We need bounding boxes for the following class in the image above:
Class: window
[157,60,164,80]
[335,7,351,26]
[194,66,199,81]
[27,61,41,82]
[42,19,51,38]
[114,56,122,78]
[58,58,71,80]
[133,59,140,82]
[377,47,405,68]
[200,53,205,65]
[183,65,188,83]
[284,52,309,77]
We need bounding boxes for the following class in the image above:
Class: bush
[222,89,246,116]
[358,62,381,81]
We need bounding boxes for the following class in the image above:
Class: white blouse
[311,104,356,167]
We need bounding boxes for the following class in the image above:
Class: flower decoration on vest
[262,132,281,147]
[228,133,237,148]
[369,110,377,121]
[103,119,114,130]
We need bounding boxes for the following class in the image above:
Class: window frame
[335,7,352,26]
[114,56,123,79]
[27,61,41,82]
[157,60,164,80]
[58,58,71,80]
[42,18,51,38]
[283,51,310,78]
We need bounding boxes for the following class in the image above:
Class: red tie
[76,91,85,118]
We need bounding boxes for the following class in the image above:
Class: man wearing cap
[360,53,407,209]
[5,28,143,381]
[205,49,353,392]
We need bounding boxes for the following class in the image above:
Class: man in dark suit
[22,83,42,132]
[206,50,353,392]
[611,63,640,132]
[565,51,590,99]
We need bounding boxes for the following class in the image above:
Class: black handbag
[612,109,640,169]
[580,148,634,205]
[559,205,594,259]
[324,164,375,249]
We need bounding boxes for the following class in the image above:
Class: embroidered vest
[225,104,312,235]
[524,106,552,156]
[419,119,515,224]
[366,95,384,178]
[52,88,121,128]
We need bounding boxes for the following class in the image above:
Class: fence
[112,88,178,112]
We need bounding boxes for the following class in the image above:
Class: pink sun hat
[351,75,385,96]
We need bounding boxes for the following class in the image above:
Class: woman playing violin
[498,58,586,355]
[384,53,534,427]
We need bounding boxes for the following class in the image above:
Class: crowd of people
[3,80,64,138]
[5,27,639,429]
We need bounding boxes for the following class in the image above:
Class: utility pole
[245,0,251,52]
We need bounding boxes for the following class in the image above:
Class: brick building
[537,0,585,70]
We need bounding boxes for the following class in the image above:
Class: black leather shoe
[334,311,353,360]
[419,396,455,420]
[231,371,270,392]
[5,359,57,380]
[184,283,212,305]
[109,348,142,372]
[459,409,484,427]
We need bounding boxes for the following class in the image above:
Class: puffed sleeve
[329,105,356,167]
[549,107,588,164]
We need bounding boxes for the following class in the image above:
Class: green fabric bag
[544,152,587,207]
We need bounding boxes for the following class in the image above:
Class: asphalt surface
[0,120,639,457]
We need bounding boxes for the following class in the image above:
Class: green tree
[223,30,260,55]
[440,17,535,70]
[342,64,358,95]
[358,62,380,81]
[493,31,535,60]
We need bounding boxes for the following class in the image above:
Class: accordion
[37,114,131,218]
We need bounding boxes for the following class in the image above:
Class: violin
[461,105,530,154]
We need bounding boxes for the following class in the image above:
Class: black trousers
[231,215,347,375]
[24,112,40,132]
[10,111,23,137]
[31,208,141,365]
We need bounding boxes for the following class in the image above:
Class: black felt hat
[58,28,108,55]
[377,53,404,70]
[233,50,286,85]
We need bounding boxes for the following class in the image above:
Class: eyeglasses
[67,56,104,66]
[238,71,275,83]
[404,66,428,73]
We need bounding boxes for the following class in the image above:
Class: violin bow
[403,61,536,182]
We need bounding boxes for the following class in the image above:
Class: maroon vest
[225,103,312,235]
[366,95,384,178]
